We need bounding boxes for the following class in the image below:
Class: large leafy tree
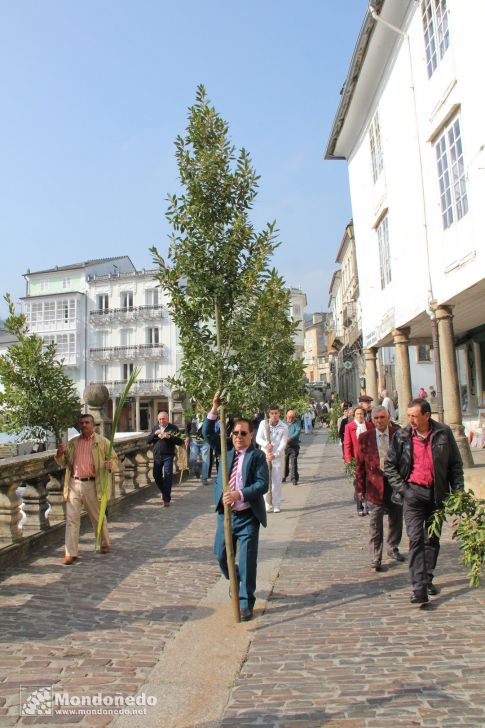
[0,294,81,446]
[151,85,281,620]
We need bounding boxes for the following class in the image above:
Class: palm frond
[96,368,141,549]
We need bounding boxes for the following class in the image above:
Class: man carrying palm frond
[55,413,118,565]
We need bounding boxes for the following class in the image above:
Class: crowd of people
[335,388,463,605]
[55,382,463,619]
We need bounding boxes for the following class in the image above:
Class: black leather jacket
[384,419,464,506]
[147,423,183,459]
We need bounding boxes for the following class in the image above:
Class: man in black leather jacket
[147,411,183,506]
[384,398,463,604]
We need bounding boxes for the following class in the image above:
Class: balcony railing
[90,305,164,325]
[90,378,166,396]
[90,344,164,361]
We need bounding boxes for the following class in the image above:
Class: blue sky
[0,0,368,319]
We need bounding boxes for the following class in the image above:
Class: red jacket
[355,427,398,505]
[343,420,374,463]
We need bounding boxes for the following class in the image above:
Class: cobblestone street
[1,429,484,727]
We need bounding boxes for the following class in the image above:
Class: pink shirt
[408,429,434,487]
[73,435,96,479]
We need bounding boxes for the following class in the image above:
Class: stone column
[435,305,474,467]
[363,348,379,403]
[0,481,23,545]
[171,389,186,431]
[135,396,141,432]
[392,328,412,425]
[22,479,49,533]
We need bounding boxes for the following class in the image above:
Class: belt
[409,481,433,488]
[76,477,95,482]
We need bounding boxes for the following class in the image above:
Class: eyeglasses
[232,430,249,437]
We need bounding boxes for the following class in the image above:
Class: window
[56,300,75,323]
[44,302,55,322]
[417,345,432,362]
[43,333,75,355]
[145,288,159,306]
[377,215,391,290]
[121,291,133,309]
[123,363,134,380]
[292,304,301,317]
[120,328,134,346]
[369,112,384,183]
[146,327,160,345]
[40,280,49,292]
[421,0,450,78]
[62,278,71,289]
[435,117,468,230]
[30,302,43,323]
[97,294,109,311]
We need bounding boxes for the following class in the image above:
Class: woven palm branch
[95,367,141,550]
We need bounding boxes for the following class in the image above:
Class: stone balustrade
[0,435,185,569]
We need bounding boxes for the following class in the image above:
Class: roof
[324,4,381,160]
[23,256,135,277]
[335,221,354,264]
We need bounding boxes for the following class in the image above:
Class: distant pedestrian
[385,398,464,604]
[358,395,374,421]
[338,407,352,452]
[303,407,313,434]
[380,389,396,420]
[147,411,184,506]
[428,386,436,399]
[344,406,374,516]
[187,414,211,485]
[356,406,404,571]
[418,387,427,399]
[55,414,117,565]
[283,410,301,486]
[256,407,289,513]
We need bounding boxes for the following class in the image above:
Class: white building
[289,288,308,359]
[21,257,179,431]
[326,0,485,464]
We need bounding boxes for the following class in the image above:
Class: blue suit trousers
[214,509,260,609]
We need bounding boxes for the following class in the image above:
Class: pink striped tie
[229,451,239,492]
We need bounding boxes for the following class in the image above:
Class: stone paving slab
[218,432,485,727]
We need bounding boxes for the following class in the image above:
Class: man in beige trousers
[55,414,117,565]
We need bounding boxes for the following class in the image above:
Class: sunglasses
[232,430,249,437]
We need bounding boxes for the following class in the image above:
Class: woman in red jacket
[343,406,374,516]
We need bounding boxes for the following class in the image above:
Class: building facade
[21,257,179,431]
[289,288,308,360]
[326,0,485,464]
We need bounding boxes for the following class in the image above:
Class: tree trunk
[215,301,240,622]
[264,414,273,506]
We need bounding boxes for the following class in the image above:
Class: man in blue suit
[203,392,269,621]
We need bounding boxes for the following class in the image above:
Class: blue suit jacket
[202,416,269,527]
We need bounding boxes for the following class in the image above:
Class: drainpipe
[368,2,444,420]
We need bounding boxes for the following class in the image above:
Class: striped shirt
[73,435,96,479]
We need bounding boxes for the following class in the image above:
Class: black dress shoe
[410,591,429,604]
[428,583,439,596]
[388,549,405,562]
[371,562,382,572]
[240,607,253,622]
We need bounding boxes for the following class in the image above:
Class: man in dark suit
[203,392,269,622]
[355,405,404,571]
[147,411,183,507]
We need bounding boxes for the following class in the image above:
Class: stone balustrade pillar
[0,481,23,545]
[392,327,412,425]
[435,305,474,468]
[22,477,50,533]
[134,450,149,487]
[46,473,66,524]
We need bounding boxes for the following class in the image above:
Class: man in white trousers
[256,407,288,513]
